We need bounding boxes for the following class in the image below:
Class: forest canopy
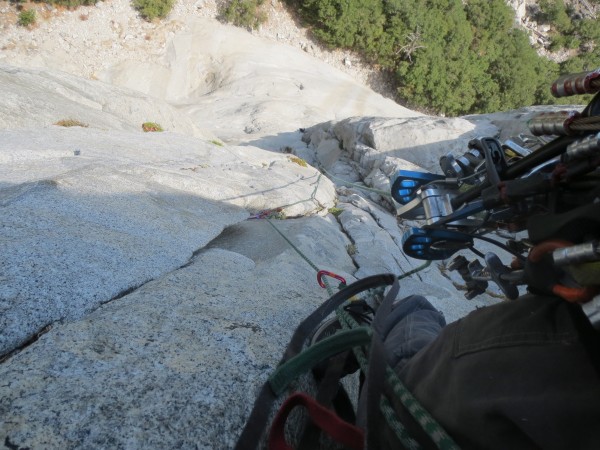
[277,0,600,116]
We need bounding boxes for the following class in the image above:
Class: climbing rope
[398,260,432,280]
[337,307,459,450]
[248,173,325,220]
[252,163,432,296]
[265,217,335,296]
[248,171,339,295]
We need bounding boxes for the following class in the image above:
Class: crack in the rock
[99,279,152,305]
[360,205,425,282]
[330,213,360,270]
[0,239,217,365]
[0,323,52,364]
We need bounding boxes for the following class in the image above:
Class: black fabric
[394,294,600,450]
[527,202,600,244]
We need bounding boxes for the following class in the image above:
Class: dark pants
[389,294,600,449]
[379,295,446,371]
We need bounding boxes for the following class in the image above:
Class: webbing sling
[268,392,364,450]
[234,273,397,450]
[269,328,371,396]
[296,351,356,450]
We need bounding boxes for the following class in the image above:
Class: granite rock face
[0,126,336,356]
[0,64,206,137]
[99,19,418,146]
[304,116,499,202]
[0,18,528,448]
[1,218,355,449]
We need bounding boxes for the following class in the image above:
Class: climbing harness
[235,275,458,450]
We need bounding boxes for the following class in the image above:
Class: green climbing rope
[265,217,334,296]
[258,165,430,296]
[398,260,432,280]
[337,307,459,450]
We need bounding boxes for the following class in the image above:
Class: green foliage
[221,0,267,29]
[303,0,386,57]
[538,0,572,31]
[55,119,89,127]
[133,0,174,20]
[210,139,224,146]
[46,0,96,7]
[287,0,599,115]
[18,9,36,27]
[577,19,600,44]
[328,206,344,217]
[142,122,164,132]
[394,0,484,115]
[537,0,599,55]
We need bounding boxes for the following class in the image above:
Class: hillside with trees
[277,0,599,115]
[221,0,598,115]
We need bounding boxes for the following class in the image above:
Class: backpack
[234,274,458,450]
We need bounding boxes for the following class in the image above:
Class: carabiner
[317,270,346,289]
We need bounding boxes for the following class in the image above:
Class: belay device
[392,68,600,309]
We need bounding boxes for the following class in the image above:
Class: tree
[133,0,174,20]
[221,0,267,29]
[301,0,387,54]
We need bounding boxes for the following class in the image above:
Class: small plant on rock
[289,156,308,167]
[328,207,344,217]
[272,210,287,220]
[47,0,96,7]
[55,119,89,127]
[18,9,36,27]
[133,0,174,21]
[142,122,164,132]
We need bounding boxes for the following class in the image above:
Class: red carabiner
[317,270,346,289]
